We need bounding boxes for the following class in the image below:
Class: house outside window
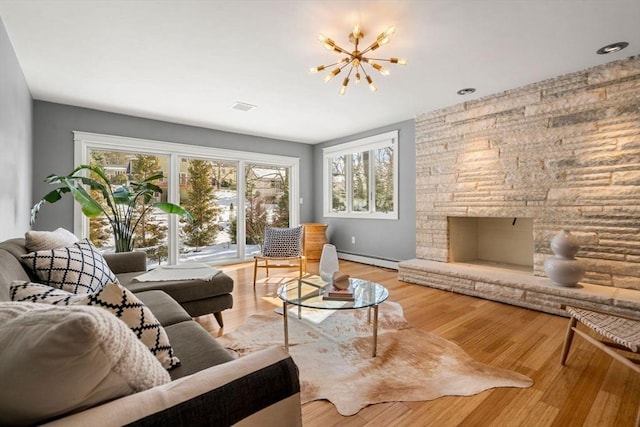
[323,130,398,219]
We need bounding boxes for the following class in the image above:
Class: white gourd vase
[319,244,339,283]
[544,229,585,287]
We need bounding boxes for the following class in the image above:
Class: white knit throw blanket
[132,263,221,282]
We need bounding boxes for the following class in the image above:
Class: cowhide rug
[216,301,533,416]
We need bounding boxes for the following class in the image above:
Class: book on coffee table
[323,284,355,301]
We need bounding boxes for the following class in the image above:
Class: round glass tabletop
[277,276,389,310]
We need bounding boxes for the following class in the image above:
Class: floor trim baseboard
[337,252,399,270]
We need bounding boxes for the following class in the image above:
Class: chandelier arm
[359,62,371,78]
[328,59,351,68]
[332,44,351,55]
[363,57,392,62]
[364,57,406,65]
[360,45,374,56]
[340,58,356,71]
[345,64,355,78]
[359,41,382,56]
[310,58,349,74]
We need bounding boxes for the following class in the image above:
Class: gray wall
[313,119,416,262]
[0,17,32,241]
[32,101,314,232]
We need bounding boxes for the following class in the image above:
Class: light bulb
[352,24,360,39]
[371,63,390,76]
[390,57,407,65]
[383,26,396,37]
[377,26,395,45]
[339,77,349,95]
[366,75,377,92]
[309,65,325,74]
[324,67,341,82]
[355,72,361,84]
[317,33,328,43]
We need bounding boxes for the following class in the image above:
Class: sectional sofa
[0,237,302,426]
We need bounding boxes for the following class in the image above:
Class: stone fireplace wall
[415,56,640,291]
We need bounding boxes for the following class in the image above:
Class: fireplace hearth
[400,57,640,316]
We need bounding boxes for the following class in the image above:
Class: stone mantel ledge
[398,258,640,318]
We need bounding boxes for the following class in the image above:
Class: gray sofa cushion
[118,271,234,301]
[165,321,235,380]
[0,240,34,302]
[135,290,192,327]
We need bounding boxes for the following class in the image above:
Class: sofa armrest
[42,346,301,427]
[103,251,147,274]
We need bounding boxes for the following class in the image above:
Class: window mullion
[168,153,180,265]
[346,154,353,213]
[369,149,375,214]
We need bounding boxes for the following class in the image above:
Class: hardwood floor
[196,260,640,426]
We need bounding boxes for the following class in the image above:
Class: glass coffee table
[276,276,389,357]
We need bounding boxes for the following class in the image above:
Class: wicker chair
[561,305,640,427]
[253,225,306,287]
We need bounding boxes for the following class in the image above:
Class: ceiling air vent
[230,102,257,112]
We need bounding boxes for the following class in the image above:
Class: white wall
[0,17,32,241]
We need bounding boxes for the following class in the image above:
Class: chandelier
[310,24,407,95]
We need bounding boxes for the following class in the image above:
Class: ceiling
[1,1,639,144]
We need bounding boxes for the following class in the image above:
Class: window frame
[73,131,300,265]
[322,130,398,219]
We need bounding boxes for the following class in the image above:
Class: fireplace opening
[448,217,534,272]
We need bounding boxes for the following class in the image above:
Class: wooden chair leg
[213,311,224,328]
[253,258,258,287]
[561,317,578,365]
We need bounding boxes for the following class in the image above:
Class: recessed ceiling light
[596,42,629,55]
[457,88,476,96]
[230,102,257,112]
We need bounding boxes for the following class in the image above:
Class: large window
[177,157,239,264]
[74,132,299,266]
[244,163,291,257]
[323,131,398,219]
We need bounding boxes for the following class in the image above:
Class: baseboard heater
[337,251,399,270]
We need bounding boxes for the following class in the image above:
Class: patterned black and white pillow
[9,281,81,305]
[21,239,118,294]
[262,226,303,257]
[10,281,180,370]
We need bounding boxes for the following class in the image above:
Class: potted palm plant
[31,164,193,252]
